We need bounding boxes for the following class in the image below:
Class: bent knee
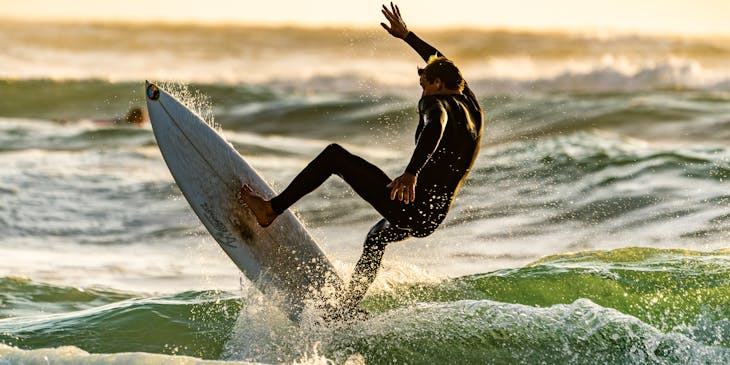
[324,143,347,156]
[364,225,409,250]
[322,143,352,167]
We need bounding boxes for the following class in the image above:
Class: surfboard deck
[144,82,344,322]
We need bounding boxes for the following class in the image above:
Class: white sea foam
[0,344,260,365]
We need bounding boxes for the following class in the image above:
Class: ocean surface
[2,20,730,364]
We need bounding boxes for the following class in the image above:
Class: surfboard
[144,81,344,322]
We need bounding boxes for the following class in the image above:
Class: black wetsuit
[269,32,483,308]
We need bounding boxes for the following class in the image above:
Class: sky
[1,0,729,35]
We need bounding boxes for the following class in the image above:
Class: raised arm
[381,3,443,61]
[381,3,478,103]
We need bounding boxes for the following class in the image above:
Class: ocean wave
[0,289,241,359]
[0,276,135,320]
[481,131,730,185]
[3,79,730,137]
[0,118,155,152]
[3,247,730,364]
[471,58,730,94]
[326,298,729,364]
[3,20,730,94]
[263,58,730,95]
[0,344,263,365]
[5,61,727,95]
[457,131,730,248]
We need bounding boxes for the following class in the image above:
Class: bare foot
[239,184,278,227]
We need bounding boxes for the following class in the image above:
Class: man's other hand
[387,172,417,204]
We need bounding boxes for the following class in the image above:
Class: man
[240,2,483,314]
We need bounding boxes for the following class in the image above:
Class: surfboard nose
[146,81,160,101]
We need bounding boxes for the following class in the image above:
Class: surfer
[240,2,483,315]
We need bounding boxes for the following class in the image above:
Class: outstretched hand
[387,172,417,204]
[381,2,409,39]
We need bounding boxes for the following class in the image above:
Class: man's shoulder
[446,93,482,115]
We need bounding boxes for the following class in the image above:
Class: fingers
[380,13,397,37]
[388,180,415,204]
[402,184,416,204]
[382,2,402,20]
[381,8,395,23]
[388,178,400,200]
[389,2,402,21]
[390,183,398,200]
[381,3,407,39]
[382,3,400,22]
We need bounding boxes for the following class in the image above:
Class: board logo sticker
[200,202,237,248]
[146,83,160,101]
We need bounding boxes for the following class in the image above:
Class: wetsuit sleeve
[404,32,480,108]
[405,102,446,176]
[404,32,442,62]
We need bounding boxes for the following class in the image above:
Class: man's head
[418,55,464,95]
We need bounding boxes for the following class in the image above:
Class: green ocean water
[2,248,730,364]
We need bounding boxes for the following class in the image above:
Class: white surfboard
[144,82,344,322]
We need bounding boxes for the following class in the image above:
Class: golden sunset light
[1,0,729,35]
[3,0,730,363]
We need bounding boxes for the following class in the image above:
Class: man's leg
[241,143,396,227]
[242,143,418,227]
[340,218,410,310]
[270,143,395,214]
